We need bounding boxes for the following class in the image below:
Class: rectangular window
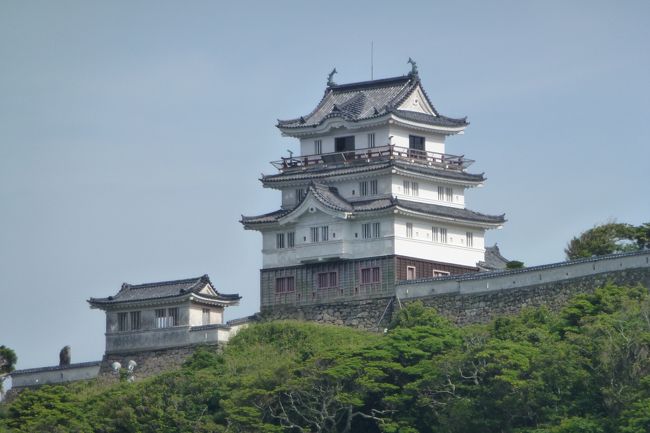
[296,188,306,203]
[407,266,416,280]
[370,179,378,195]
[155,308,166,328]
[321,226,329,241]
[118,312,128,332]
[361,267,381,284]
[314,139,322,155]
[360,181,368,196]
[432,227,439,242]
[362,223,371,239]
[317,272,338,289]
[440,228,448,243]
[276,233,285,249]
[403,180,410,195]
[411,182,419,197]
[438,186,445,201]
[275,276,295,293]
[466,232,474,248]
[335,136,355,152]
[202,308,210,325]
[168,308,179,327]
[287,232,295,248]
[433,270,450,277]
[367,133,375,148]
[406,222,413,238]
[130,311,141,331]
[409,135,425,151]
[445,187,453,202]
[372,222,380,238]
[310,227,319,243]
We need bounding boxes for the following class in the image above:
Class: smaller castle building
[88,275,240,354]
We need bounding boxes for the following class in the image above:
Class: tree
[565,222,639,260]
[0,345,17,398]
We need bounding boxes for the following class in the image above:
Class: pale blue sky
[1,1,649,373]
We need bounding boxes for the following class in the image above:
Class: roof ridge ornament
[407,57,418,77]
[327,68,337,87]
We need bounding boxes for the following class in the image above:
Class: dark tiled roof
[478,244,510,271]
[12,361,101,376]
[88,275,240,306]
[277,75,467,129]
[262,159,485,185]
[242,184,505,226]
[395,199,506,224]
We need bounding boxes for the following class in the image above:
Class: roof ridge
[125,275,207,290]
[329,75,412,91]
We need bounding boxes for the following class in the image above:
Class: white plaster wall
[393,216,485,267]
[11,364,100,388]
[388,125,445,154]
[299,126,390,156]
[188,305,223,326]
[391,175,465,207]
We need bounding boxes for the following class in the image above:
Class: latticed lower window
[362,223,372,239]
[275,276,295,293]
[445,187,453,202]
[370,179,378,195]
[317,272,338,289]
[432,226,439,242]
[466,231,474,247]
[361,267,381,284]
[372,222,380,238]
[276,233,285,249]
[287,232,295,248]
[155,308,179,328]
[360,181,368,196]
[440,228,448,243]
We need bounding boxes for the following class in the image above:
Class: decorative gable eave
[387,113,467,135]
[277,112,392,138]
[277,193,353,225]
[393,205,506,230]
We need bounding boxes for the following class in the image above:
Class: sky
[1,0,649,377]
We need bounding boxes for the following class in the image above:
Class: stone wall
[259,296,396,331]
[98,344,222,381]
[260,252,650,330]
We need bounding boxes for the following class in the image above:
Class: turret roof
[241,183,505,227]
[276,74,468,130]
[88,274,240,308]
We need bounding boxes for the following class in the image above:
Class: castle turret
[242,67,505,309]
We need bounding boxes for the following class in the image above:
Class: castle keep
[242,65,506,311]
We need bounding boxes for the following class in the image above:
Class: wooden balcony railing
[271,144,474,172]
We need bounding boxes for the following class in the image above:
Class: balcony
[271,144,474,173]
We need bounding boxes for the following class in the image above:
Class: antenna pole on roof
[371,41,374,80]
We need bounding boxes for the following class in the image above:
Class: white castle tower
[242,63,505,310]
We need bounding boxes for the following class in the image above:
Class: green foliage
[2,286,650,432]
[564,222,648,260]
[0,345,17,396]
[506,260,525,269]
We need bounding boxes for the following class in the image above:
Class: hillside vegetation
[2,283,650,433]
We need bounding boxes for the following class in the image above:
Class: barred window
[445,187,453,202]
[287,232,295,248]
[406,223,413,238]
[314,139,322,155]
[411,182,419,196]
[321,226,329,241]
[118,312,128,332]
[367,133,375,148]
[362,223,371,239]
[370,179,378,195]
[130,311,141,331]
[438,186,445,201]
[466,232,474,248]
[276,233,285,249]
[296,188,306,203]
[202,308,210,325]
[440,228,448,243]
[360,181,368,196]
[406,266,416,280]
[432,227,439,242]
[155,308,178,328]
[372,222,380,238]
[433,270,450,277]
[310,227,319,243]
[403,180,411,195]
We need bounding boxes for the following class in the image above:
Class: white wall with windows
[392,175,465,207]
[387,125,446,154]
[298,126,390,156]
[393,216,485,267]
